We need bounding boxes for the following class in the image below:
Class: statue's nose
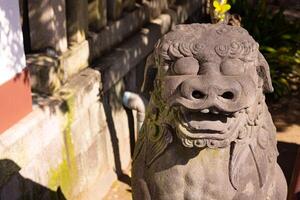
[190,89,235,100]
[181,78,238,102]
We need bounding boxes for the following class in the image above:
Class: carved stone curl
[132,23,287,200]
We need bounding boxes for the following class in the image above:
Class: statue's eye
[173,57,199,75]
[220,59,245,76]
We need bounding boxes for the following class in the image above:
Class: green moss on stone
[48,93,78,198]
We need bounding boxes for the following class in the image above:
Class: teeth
[200,109,220,114]
[211,110,219,114]
[200,109,209,113]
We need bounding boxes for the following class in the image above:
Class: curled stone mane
[155,23,259,64]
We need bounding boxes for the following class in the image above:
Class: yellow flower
[213,0,231,21]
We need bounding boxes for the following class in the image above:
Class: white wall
[0,0,26,85]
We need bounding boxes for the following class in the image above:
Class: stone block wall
[0,0,205,199]
[0,68,135,199]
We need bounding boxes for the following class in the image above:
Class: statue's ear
[141,52,158,100]
[257,53,274,93]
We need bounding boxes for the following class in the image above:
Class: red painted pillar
[0,1,32,133]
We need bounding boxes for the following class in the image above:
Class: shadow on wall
[103,93,131,187]
[0,159,66,200]
[27,0,67,54]
[96,17,166,94]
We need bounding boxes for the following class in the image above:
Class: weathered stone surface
[66,0,88,46]
[58,67,100,116]
[71,113,92,155]
[0,104,64,167]
[74,133,110,197]
[95,0,201,92]
[143,0,169,19]
[28,0,201,95]
[0,68,107,199]
[89,4,150,59]
[19,136,65,186]
[95,13,172,92]
[0,66,138,199]
[88,0,107,31]
[123,0,136,11]
[28,0,68,54]
[107,0,124,21]
[132,23,288,200]
[92,0,202,60]
[88,102,103,137]
[0,141,5,153]
[60,40,90,80]
[27,54,62,93]
[28,40,90,94]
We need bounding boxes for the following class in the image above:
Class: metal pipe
[122,91,148,131]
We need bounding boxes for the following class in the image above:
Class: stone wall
[0,68,134,199]
[0,0,205,199]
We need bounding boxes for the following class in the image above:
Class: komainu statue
[132,23,287,200]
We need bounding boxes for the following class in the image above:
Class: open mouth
[178,107,236,134]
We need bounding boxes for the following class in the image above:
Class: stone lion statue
[132,23,287,200]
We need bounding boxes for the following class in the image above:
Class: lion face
[149,24,273,148]
[165,56,259,147]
